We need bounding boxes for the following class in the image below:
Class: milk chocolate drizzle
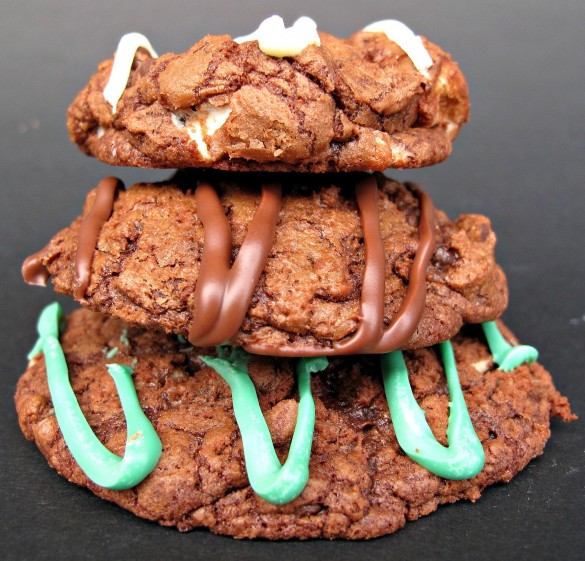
[73,177,123,299]
[22,177,123,292]
[188,176,435,355]
[188,181,282,347]
[244,177,436,356]
[22,243,53,286]
[24,174,436,357]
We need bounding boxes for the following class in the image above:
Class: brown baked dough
[25,172,508,353]
[67,29,469,171]
[15,309,574,538]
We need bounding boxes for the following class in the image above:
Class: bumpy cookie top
[67,17,469,171]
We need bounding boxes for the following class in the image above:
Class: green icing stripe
[381,341,485,480]
[482,321,538,372]
[29,303,162,490]
[201,348,327,505]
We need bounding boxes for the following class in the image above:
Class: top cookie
[67,18,469,171]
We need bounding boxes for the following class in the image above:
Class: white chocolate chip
[363,20,433,77]
[205,105,232,135]
[96,126,105,138]
[445,122,458,137]
[171,112,187,129]
[103,32,158,114]
[171,104,232,160]
[234,15,320,57]
[472,358,492,374]
[438,74,449,88]
[187,121,209,159]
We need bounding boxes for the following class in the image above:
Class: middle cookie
[24,172,507,356]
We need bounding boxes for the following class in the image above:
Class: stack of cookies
[17,17,573,539]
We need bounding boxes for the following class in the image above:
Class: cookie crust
[67,29,469,171]
[25,172,508,353]
[15,309,574,538]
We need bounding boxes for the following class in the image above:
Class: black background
[1,1,584,559]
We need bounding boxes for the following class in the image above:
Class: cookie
[15,307,574,539]
[67,18,468,171]
[23,171,508,355]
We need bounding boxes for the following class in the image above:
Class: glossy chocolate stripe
[322,175,385,353]
[74,177,123,300]
[370,183,435,352]
[189,182,282,347]
[188,182,233,343]
[195,183,282,346]
[244,181,436,357]
[22,242,53,286]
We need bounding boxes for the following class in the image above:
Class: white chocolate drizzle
[171,103,231,160]
[362,20,433,78]
[234,15,320,57]
[103,32,158,114]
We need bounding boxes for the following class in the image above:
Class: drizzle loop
[234,16,321,57]
[482,321,538,371]
[74,177,123,299]
[363,20,433,77]
[22,242,53,287]
[201,347,327,504]
[244,178,436,356]
[188,182,282,347]
[22,177,123,295]
[103,32,158,113]
[29,302,162,490]
[381,341,485,479]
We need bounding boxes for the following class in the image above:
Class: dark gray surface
[1,1,584,559]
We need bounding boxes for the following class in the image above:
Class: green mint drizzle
[29,302,162,490]
[201,348,327,504]
[381,341,485,480]
[481,321,538,372]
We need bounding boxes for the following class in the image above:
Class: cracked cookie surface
[15,309,574,538]
[26,172,508,353]
[67,29,468,171]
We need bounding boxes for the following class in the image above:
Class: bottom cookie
[15,308,573,539]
